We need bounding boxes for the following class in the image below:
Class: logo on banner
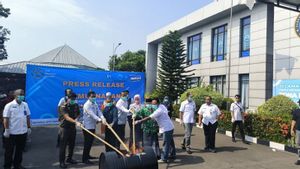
[296,14,300,38]
[31,67,44,79]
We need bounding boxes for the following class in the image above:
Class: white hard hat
[106,92,112,97]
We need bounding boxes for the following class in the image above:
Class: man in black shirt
[59,93,81,168]
[291,99,300,165]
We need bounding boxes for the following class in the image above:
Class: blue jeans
[143,132,160,158]
[161,129,176,161]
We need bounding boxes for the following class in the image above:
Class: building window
[187,34,201,65]
[210,75,226,95]
[212,25,227,62]
[240,16,251,57]
[239,74,249,109]
[187,77,201,89]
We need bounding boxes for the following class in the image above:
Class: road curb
[174,118,298,154]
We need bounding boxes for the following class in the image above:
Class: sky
[1,0,212,69]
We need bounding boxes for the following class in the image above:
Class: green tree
[0,2,10,60]
[157,31,193,102]
[108,50,145,72]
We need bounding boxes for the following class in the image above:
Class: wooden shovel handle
[106,124,131,153]
[79,125,124,157]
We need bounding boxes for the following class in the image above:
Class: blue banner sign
[26,65,145,126]
[273,80,300,103]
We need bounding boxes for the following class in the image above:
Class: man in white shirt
[82,91,106,164]
[230,94,247,144]
[3,89,31,169]
[116,90,131,149]
[136,98,176,163]
[198,96,221,153]
[179,92,196,154]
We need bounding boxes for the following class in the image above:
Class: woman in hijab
[129,94,143,150]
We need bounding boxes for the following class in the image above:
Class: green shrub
[145,89,164,100]
[218,111,292,144]
[172,104,180,118]
[257,95,297,120]
[180,86,224,109]
[221,97,234,111]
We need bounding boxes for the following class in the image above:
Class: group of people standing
[57,89,176,168]
[1,88,300,168]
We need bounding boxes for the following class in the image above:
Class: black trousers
[59,127,76,163]
[105,125,118,152]
[203,122,218,149]
[232,121,245,141]
[4,133,27,168]
[82,129,95,162]
[116,124,125,150]
[128,116,143,148]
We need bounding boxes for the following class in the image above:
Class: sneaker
[158,159,168,163]
[169,156,176,160]
[203,147,209,151]
[66,159,77,164]
[59,163,67,168]
[209,149,216,153]
[295,160,300,165]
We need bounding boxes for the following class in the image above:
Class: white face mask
[188,96,193,102]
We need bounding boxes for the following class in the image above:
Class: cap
[106,92,112,97]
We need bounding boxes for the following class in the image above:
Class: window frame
[240,16,251,58]
[239,74,249,109]
[211,24,228,62]
[210,75,226,95]
[187,33,202,65]
[186,77,201,89]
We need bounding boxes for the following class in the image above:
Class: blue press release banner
[26,65,145,126]
[273,80,300,103]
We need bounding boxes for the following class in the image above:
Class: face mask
[121,96,128,101]
[146,104,152,109]
[152,105,158,110]
[90,98,96,103]
[70,100,76,105]
[188,96,193,102]
[163,99,169,103]
[17,96,25,102]
[106,103,113,107]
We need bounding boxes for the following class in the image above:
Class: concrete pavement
[0,122,298,169]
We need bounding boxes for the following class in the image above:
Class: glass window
[210,75,226,96]
[187,34,201,65]
[212,25,228,62]
[239,74,249,109]
[187,77,201,89]
[241,16,251,57]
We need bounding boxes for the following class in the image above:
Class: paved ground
[0,122,298,169]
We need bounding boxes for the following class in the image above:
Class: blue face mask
[90,98,96,103]
[17,96,25,102]
[152,105,158,110]
[146,104,152,109]
[121,96,128,101]
[106,103,113,107]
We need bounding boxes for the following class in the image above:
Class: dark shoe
[186,149,193,154]
[59,163,67,168]
[203,147,209,151]
[169,156,176,160]
[83,160,94,165]
[232,138,236,143]
[66,158,77,164]
[295,160,300,165]
[181,144,186,150]
[88,156,97,160]
[243,140,250,144]
[13,166,26,169]
[209,148,216,153]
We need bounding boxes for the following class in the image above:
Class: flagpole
[227,0,233,98]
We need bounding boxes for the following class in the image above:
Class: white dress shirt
[179,100,196,123]
[3,100,31,135]
[198,103,221,125]
[116,98,129,125]
[150,104,174,133]
[83,100,104,129]
[230,102,244,121]
[58,97,67,107]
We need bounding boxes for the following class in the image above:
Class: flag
[239,0,256,10]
